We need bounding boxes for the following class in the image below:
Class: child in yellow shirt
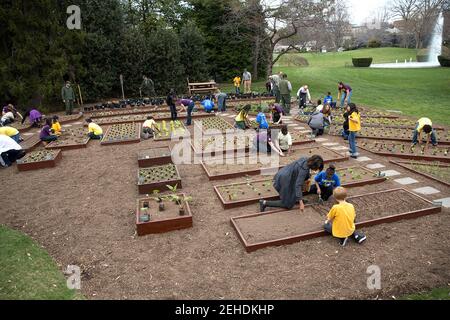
[324,187,366,246]
[51,115,62,135]
[348,103,361,159]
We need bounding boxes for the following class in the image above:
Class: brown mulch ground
[1,111,449,300]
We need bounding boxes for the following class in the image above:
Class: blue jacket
[314,171,341,188]
[256,112,269,129]
[202,99,214,112]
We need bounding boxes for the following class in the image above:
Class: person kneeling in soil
[85,118,103,140]
[255,106,269,130]
[201,97,215,113]
[142,116,159,139]
[308,109,325,138]
[39,118,58,144]
[51,115,62,136]
[0,134,26,167]
[259,155,324,213]
[412,117,438,148]
[252,128,285,157]
[0,126,23,143]
[309,164,341,202]
[277,125,292,154]
[234,104,252,130]
[270,103,284,125]
[324,187,366,247]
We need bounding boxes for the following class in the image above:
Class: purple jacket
[29,109,42,123]
[39,125,52,139]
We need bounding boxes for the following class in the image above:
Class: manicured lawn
[402,287,450,300]
[0,225,80,300]
[220,48,450,126]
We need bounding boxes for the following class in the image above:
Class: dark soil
[235,208,324,245]
[138,197,188,222]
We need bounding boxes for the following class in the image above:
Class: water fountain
[371,12,443,69]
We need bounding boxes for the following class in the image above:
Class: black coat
[273,158,310,209]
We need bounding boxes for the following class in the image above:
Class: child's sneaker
[354,232,367,244]
[339,237,349,247]
[259,200,266,213]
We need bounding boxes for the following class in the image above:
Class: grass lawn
[402,287,450,300]
[220,48,450,126]
[0,225,80,300]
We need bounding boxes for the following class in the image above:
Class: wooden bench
[188,81,218,95]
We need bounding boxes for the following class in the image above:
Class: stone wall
[444,10,450,44]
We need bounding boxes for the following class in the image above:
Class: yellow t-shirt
[52,122,62,134]
[88,122,103,135]
[0,126,19,137]
[143,119,156,129]
[416,118,432,133]
[235,110,248,122]
[327,201,356,238]
[233,77,241,87]
[348,112,361,132]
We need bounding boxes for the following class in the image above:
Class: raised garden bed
[138,146,172,167]
[328,126,449,145]
[59,113,83,124]
[359,140,450,163]
[45,127,90,150]
[153,120,188,141]
[87,112,210,126]
[136,194,193,236]
[17,149,62,171]
[231,188,442,252]
[201,145,348,180]
[214,166,386,209]
[10,122,33,133]
[390,160,450,187]
[194,117,235,135]
[90,106,183,119]
[138,164,182,194]
[20,135,41,152]
[101,123,141,145]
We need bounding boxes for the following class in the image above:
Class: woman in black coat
[259,155,324,213]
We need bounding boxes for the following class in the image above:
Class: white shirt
[243,71,252,81]
[0,134,22,153]
[316,104,324,112]
[1,112,14,121]
[297,87,311,101]
[278,132,293,150]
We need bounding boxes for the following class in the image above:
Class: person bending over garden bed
[0,134,26,167]
[86,118,103,140]
[142,116,159,139]
[259,155,324,213]
[324,187,366,247]
[412,117,438,148]
[234,104,252,130]
[252,128,285,157]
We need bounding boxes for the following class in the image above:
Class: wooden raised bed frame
[231,188,442,253]
[390,160,450,187]
[359,145,450,163]
[101,123,141,146]
[201,146,348,181]
[17,150,62,172]
[214,166,387,209]
[138,146,172,167]
[136,194,193,235]
[137,164,182,194]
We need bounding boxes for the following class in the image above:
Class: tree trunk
[252,34,260,80]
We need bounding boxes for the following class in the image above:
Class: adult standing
[259,155,324,212]
[279,73,292,115]
[242,69,252,94]
[140,75,156,98]
[297,85,312,113]
[0,134,26,167]
[166,89,177,121]
[338,82,352,108]
[180,98,195,126]
[270,72,282,103]
[215,89,228,112]
[62,80,76,115]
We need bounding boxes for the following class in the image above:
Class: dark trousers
[310,126,324,136]
[185,102,195,126]
[309,184,334,201]
[41,135,58,142]
[324,222,362,242]
[281,94,291,115]
[1,149,26,166]
[299,93,307,109]
[88,132,103,140]
[265,200,287,209]
[169,104,177,121]
[274,87,281,103]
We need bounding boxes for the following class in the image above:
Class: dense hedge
[438,56,450,67]
[352,58,373,67]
